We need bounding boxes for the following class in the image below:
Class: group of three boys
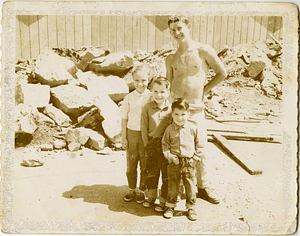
[120,15,227,221]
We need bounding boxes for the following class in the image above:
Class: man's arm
[165,54,174,85]
[200,45,227,95]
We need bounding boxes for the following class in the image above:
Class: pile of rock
[15,44,174,151]
[218,39,283,99]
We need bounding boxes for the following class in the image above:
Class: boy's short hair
[168,15,190,27]
[171,98,189,112]
[132,63,150,77]
[150,76,170,90]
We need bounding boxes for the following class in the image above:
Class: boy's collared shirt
[140,99,171,146]
[162,121,204,159]
[120,89,151,131]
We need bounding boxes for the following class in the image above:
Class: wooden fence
[16,15,283,60]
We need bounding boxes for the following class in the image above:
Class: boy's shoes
[197,188,219,204]
[142,198,155,208]
[136,191,145,204]
[154,202,166,213]
[163,207,174,219]
[187,209,197,221]
[124,189,135,202]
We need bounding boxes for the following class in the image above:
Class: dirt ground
[13,120,287,234]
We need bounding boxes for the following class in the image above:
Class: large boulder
[259,69,281,97]
[91,94,122,144]
[42,104,72,127]
[76,107,104,130]
[35,51,77,87]
[89,50,134,75]
[65,128,89,146]
[50,85,94,119]
[77,47,110,72]
[15,82,50,108]
[76,71,129,103]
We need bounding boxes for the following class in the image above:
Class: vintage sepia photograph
[2,1,298,234]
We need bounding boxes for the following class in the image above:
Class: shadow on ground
[62,184,169,217]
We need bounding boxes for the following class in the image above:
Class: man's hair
[171,98,189,112]
[150,76,170,90]
[168,15,190,27]
[132,63,150,77]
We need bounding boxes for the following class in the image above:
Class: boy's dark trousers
[165,158,197,209]
[145,138,168,202]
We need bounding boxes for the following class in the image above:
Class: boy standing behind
[162,98,203,221]
[121,64,151,203]
[140,77,171,212]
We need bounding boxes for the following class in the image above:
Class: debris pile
[15,44,174,151]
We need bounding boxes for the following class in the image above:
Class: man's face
[172,108,190,126]
[169,21,191,43]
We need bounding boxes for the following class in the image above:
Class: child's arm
[200,45,227,95]
[162,127,179,164]
[140,105,149,147]
[121,119,128,149]
[165,54,174,85]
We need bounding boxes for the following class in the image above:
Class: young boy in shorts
[121,64,151,203]
[140,77,172,212]
[162,98,203,221]
[165,15,228,204]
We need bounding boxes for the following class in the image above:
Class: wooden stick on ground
[212,134,263,175]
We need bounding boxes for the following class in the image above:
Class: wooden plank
[15,16,22,60]
[193,16,200,42]
[140,15,148,51]
[247,16,255,43]
[57,15,66,48]
[83,15,91,46]
[213,16,222,52]
[279,17,283,40]
[74,15,83,49]
[148,15,156,52]
[19,15,31,59]
[212,134,263,175]
[253,16,262,42]
[91,15,100,47]
[132,15,140,52]
[227,16,235,47]
[206,16,214,47]
[66,15,75,48]
[100,15,109,48]
[233,15,242,46]
[48,15,57,50]
[240,16,249,44]
[124,16,133,51]
[116,15,125,52]
[155,15,163,50]
[108,15,117,52]
[274,16,282,40]
[38,16,48,52]
[260,16,268,40]
[200,16,207,44]
[267,16,275,39]
[163,19,171,46]
[188,16,194,39]
[219,16,228,50]
[208,133,278,143]
[28,15,39,59]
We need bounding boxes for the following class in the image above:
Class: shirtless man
[166,15,227,204]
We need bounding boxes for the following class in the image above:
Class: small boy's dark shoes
[163,207,174,219]
[142,198,155,208]
[154,202,166,213]
[136,191,145,204]
[187,209,197,221]
[124,189,135,202]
